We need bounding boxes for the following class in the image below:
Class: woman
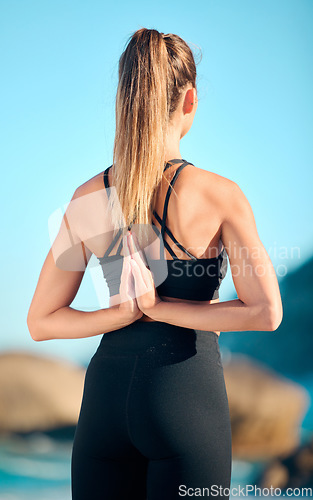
[27,28,283,499]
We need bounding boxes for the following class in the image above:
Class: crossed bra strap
[152,160,196,260]
[102,159,194,259]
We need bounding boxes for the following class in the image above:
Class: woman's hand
[118,237,143,322]
[126,230,162,315]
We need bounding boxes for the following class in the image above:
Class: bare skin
[27,85,283,341]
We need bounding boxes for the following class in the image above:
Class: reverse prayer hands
[117,235,143,322]
[126,230,163,315]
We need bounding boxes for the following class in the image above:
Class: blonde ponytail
[109,28,199,234]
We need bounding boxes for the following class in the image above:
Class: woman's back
[76,159,231,326]
[75,159,231,260]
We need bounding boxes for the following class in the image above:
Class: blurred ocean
[0,432,72,499]
[0,430,266,500]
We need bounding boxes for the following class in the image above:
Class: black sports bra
[98,159,228,301]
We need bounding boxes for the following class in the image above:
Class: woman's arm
[27,187,142,342]
[27,249,140,342]
[147,298,273,332]
[131,181,283,332]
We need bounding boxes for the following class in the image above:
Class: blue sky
[1,0,312,365]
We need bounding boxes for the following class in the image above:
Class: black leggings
[71,321,232,499]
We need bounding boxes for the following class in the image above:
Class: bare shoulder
[181,164,239,216]
[184,165,256,233]
[185,163,236,190]
[72,170,106,200]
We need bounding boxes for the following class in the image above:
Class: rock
[256,436,313,489]
[223,355,309,460]
[0,351,86,434]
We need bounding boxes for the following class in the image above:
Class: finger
[128,233,151,287]
[130,259,148,297]
[119,261,129,302]
[120,238,131,290]
[121,259,130,286]
[126,259,135,300]
[120,256,135,303]
[130,258,154,296]
[127,231,145,263]
[126,230,135,254]
[120,251,131,283]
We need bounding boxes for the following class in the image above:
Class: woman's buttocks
[85,321,230,464]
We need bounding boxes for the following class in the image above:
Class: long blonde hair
[109,28,200,233]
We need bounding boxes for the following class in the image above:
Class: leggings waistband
[94,320,219,359]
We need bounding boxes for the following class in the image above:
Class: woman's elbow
[27,314,46,342]
[263,301,283,332]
